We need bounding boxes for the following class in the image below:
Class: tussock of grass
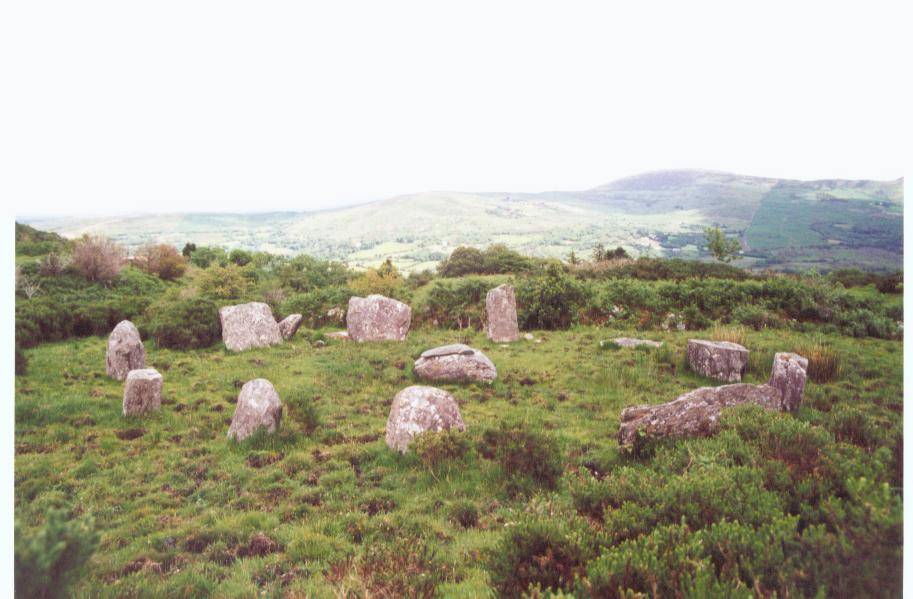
[796,339,843,383]
[709,324,748,346]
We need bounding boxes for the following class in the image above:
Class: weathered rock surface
[277,314,303,340]
[228,379,283,441]
[327,307,345,323]
[326,331,349,340]
[612,337,664,349]
[687,339,749,382]
[768,352,808,412]
[413,344,497,383]
[106,320,146,380]
[219,302,283,352]
[385,386,466,453]
[486,284,520,342]
[618,383,782,445]
[123,368,163,417]
[346,295,411,342]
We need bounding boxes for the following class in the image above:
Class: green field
[15,325,902,596]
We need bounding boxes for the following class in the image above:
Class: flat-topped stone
[106,320,146,381]
[618,383,782,445]
[385,386,466,453]
[347,295,411,342]
[612,338,664,349]
[414,344,497,383]
[687,339,749,382]
[219,302,283,352]
[123,368,163,417]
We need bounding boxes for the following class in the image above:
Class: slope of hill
[22,170,903,272]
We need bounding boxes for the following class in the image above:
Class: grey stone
[219,302,283,352]
[768,352,808,412]
[277,313,303,340]
[123,368,162,417]
[346,295,411,342]
[486,284,520,342]
[385,386,466,453]
[228,379,283,441]
[612,337,664,349]
[618,383,782,445]
[687,339,749,382]
[106,320,146,381]
[414,344,497,384]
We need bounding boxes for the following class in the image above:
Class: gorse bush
[348,259,410,302]
[418,277,490,329]
[15,509,99,599]
[195,264,252,301]
[517,264,589,330]
[280,286,351,328]
[145,295,221,350]
[480,424,563,496]
[438,244,536,277]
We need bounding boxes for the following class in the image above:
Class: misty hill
[23,170,903,272]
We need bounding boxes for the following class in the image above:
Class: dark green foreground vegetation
[14,225,903,597]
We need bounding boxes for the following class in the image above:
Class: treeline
[14,227,904,355]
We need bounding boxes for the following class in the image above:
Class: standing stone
[277,314,303,340]
[106,320,146,381]
[385,386,466,453]
[123,368,163,417]
[687,339,749,382]
[768,352,808,412]
[618,383,782,445]
[219,302,283,352]
[486,284,520,342]
[413,344,497,384]
[228,379,283,441]
[346,295,411,342]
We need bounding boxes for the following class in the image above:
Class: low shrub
[417,277,489,329]
[732,303,780,330]
[280,286,351,328]
[134,244,187,280]
[480,424,563,495]
[15,509,99,599]
[517,264,589,330]
[145,296,221,350]
[449,501,479,529]
[70,235,126,283]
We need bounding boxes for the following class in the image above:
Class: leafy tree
[229,248,253,266]
[568,251,579,265]
[196,264,251,300]
[592,243,606,262]
[188,246,228,268]
[704,227,741,263]
[15,509,99,599]
[438,246,485,277]
[135,244,187,280]
[517,263,589,329]
[349,259,409,301]
[70,235,125,283]
[181,242,197,258]
[610,246,630,260]
[277,254,349,292]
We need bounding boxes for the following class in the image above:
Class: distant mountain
[22,170,903,272]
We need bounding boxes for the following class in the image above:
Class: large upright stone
[219,302,283,352]
[687,339,749,382]
[106,320,146,381]
[227,379,283,441]
[486,284,520,342]
[123,368,163,417]
[618,383,782,445]
[413,344,497,384]
[346,295,411,342]
[277,314,303,340]
[768,352,808,412]
[385,386,466,453]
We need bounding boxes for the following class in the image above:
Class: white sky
[1,0,909,216]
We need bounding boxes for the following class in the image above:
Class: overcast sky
[1,1,908,216]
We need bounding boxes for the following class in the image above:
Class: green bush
[145,296,221,349]
[732,303,780,330]
[15,509,99,599]
[488,518,586,597]
[412,430,470,471]
[276,254,349,292]
[417,277,489,329]
[438,244,535,277]
[280,285,351,328]
[480,424,563,495]
[517,264,589,330]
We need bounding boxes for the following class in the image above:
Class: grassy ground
[15,326,902,597]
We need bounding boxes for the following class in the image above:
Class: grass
[14,325,903,596]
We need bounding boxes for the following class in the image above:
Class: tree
[568,251,579,265]
[704,227,741,263]
[70,235,125,283]
[181,242,197,258]
[135,244,187,280]
[229,248,253,266]
[438,246,484,277]
[592,243,606,262]
[610,246,630,260]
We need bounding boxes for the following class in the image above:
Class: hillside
[22,170,903,272]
